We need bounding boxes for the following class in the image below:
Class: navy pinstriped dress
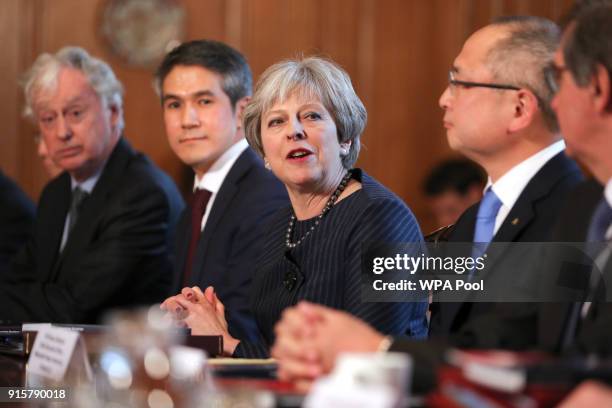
[234,169,428,358]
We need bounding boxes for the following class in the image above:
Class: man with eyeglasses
[541,2,612,358]
[430,15,583,347]
[533,3,612,404]
[270,16,584,392]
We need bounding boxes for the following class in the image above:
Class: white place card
[27,326,82,381]
[21,323,52,332]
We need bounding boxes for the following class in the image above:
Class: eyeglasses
[448,71,521,95]
[543,63,568,95]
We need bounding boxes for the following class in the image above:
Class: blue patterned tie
[473,188,502,254]
[587,198,612,242]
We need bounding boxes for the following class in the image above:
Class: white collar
[70,167,103,194]
[486,140,565,211]
[604,178,612,208]
[193,138,249,193]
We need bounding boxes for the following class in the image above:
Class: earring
[264,159,271,170]
[340,146,349,156]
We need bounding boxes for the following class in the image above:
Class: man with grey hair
[0,46,184,324]
[271,16,583,391]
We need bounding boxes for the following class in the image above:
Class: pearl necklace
[285,171,353,249]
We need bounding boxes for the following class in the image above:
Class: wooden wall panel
[0,1,33,182]
[0,0,45,199]
[1,0,577,233]
[15,0,45,200]
[241,0,323,78]
[367,0,432,209]
[185,0,226,41]
[318,0,362,73]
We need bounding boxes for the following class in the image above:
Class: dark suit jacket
[173,147,288,341]
[536,179,612,357]
[0,171,35,275]
[389,151,583,391]
[0,138,184,324]
[234,169,428,358]
[428,151,584,346]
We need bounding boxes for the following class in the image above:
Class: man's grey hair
[243,56,366,169]
[22,46,125,132]
[487,16,561,133]
[563,4,612,110]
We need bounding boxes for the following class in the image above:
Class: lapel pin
[511,218,519,225]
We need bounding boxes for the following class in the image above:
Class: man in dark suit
[156,41,287,342]
[544,2,612,357]
[524,5,612,401]
[0,46,184,324]
[269,16,584,389]
[0,171,35,275]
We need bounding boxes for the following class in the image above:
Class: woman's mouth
[286,148,313,161]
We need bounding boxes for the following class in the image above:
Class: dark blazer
[0,171,35,275]
[428,152,583,345]
[235,169,428,358]
[0,138,184,324]
[537,179,612,356]
[390,151,583,391]
[173,147,288,341]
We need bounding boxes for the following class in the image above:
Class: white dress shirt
[193,138,249,232]
[486,140,566,235]
[603,178,612,240]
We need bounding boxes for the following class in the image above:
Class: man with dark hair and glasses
[549,8,612,178]
[543,2,612,358]
[270,16,584,392]
[537,3,612,404]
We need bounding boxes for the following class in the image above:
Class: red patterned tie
[183,188,212,287]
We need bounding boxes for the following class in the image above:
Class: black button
[283,270,297,291]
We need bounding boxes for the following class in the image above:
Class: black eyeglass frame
[448,71,521,92]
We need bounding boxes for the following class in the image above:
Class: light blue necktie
[473,188,503,255]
